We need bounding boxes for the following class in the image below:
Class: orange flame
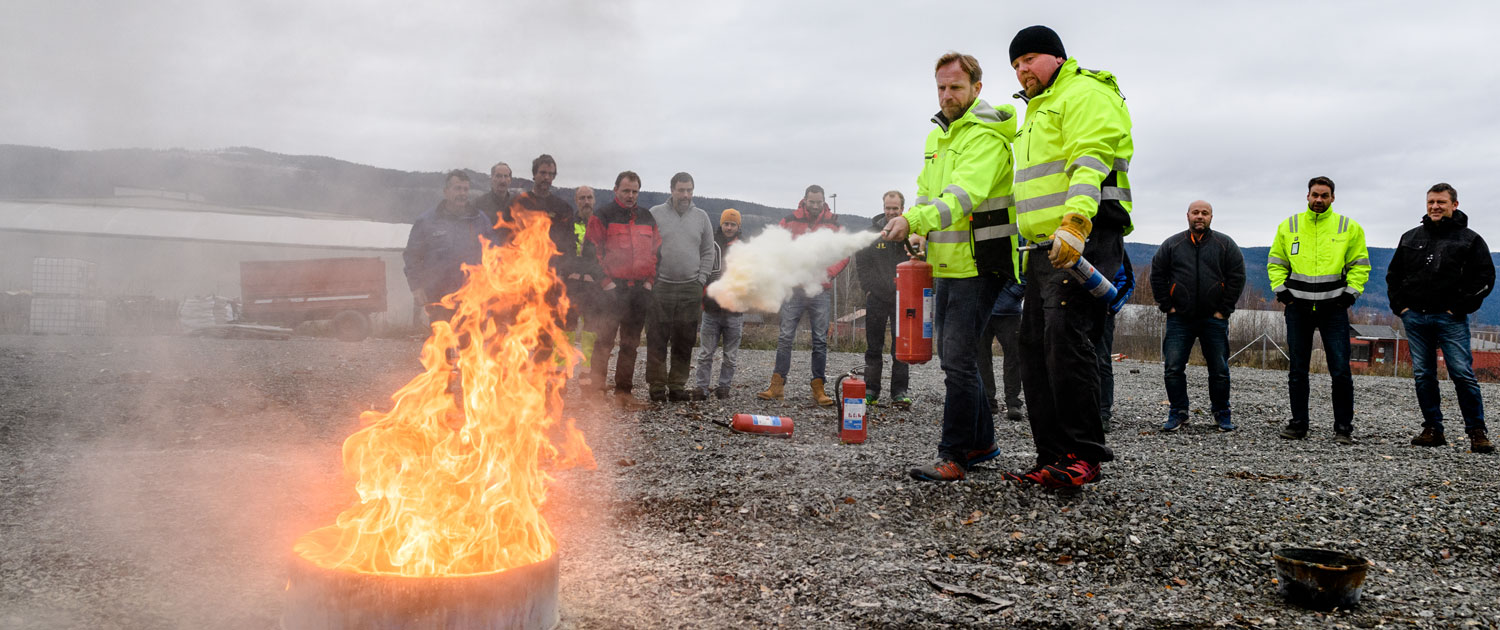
[294,210,594,577]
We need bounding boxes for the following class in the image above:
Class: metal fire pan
[281,554,559,630]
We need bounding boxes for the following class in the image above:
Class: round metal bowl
[281,554,559,630]
[1273,547,1370,610]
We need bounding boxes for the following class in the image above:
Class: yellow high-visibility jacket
[904,99,1020,280]
[1268,207,1370,302]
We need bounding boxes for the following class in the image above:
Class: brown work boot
[1410,426,1446,447]
[614,391,649,411]
[756,373,785,400]
[810,378,834,406]
[1469,429,1495,454]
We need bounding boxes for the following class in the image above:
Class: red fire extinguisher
[835,370,866,444]
[725,413,794,437]
[894,253,934,365]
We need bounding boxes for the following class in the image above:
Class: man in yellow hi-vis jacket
[1268,176,1370,444]
[1005,25,1133,489]
[883,51,1021,482]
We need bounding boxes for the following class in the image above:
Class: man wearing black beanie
[1005,25,1135,490]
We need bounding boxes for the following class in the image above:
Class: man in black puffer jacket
[1388,183,1495,453]
[1150,200,1245,433]
[855,191,914,409]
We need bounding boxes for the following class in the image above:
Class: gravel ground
[1,333,1497,629]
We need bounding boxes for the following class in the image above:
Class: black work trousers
[1018,228,1121,466]
[590,283,652,393]
[863,293,909,399]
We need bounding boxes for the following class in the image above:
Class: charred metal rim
[281,554,559,630]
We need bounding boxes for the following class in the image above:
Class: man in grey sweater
[646,171,716,402]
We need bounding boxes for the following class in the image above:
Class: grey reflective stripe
[1267,256,1289,267]
[1289,215,1299,233]
[944,184,974,216]
[915,195,931,205]
[974,224,1020,241]
[1067,183,1101,203]
[1289,272,1342,283]
[1016,160,1065,183]
[1345,287,1361,297]
[1347,258,1370,268]
[1101,186,1131,202]
[926,230,970,243]
[1017,191,1067,214]
[935,199,954,229]
[1113,158,1130,173]
[974,196,1014,213]
[1338,217,1349,234]
[1270,283,1285,293]
[1069,156,1109,175]
[1288,287,1347,300]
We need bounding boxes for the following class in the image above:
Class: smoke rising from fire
[706,226,877,313]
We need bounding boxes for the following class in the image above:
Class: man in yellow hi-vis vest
[1005,25,1133,489]
[883,51,1021,482]
[1268,176,1370,444]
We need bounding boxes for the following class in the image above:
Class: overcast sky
[4,0,1498,246]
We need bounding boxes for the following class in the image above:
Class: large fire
[294,210,595,577]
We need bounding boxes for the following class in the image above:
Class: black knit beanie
[1009,25,1066,62]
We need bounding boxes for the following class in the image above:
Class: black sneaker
[962,443,1001,469]
[910,460,966,482]
[688,388,708,401]
[1279,425,1308,440]
[668,389,693,402]
[1411,426,1446,447]
[1333,432,1357,445]
[649,389,668,403]
[1005,407,1023,422]
[714,386,730,400]
[1000,464,1047,485]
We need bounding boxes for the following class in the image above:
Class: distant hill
[0,144,866,232]
[1124,241,1500,326]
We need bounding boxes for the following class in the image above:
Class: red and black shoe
[909,460,966,482]
[999,463,1048,485]
[1037,454,1100,489]
[962,443,1001,469]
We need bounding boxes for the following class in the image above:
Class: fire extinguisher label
[921,289,934,339]
[750,415,783,427]
[842,399,865,430]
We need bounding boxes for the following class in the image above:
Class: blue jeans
[933,275,1003,462]
[1162,314,1232,422]
[1403,311,1486,432]
[1285,303,1353,433]
[695,310,744,390]
[772,289,832,382]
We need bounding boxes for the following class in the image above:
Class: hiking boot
[1038,455,1100,489]
[756,374,786,400]
[668,389,693,402]
[1000,464,1048,485]
[614,392,649,411]
[1216,415,1237,432]
[1162,414,1186,433]
[909,460,966,482]
[1333,432,1357,445]
[689,388,709,402]
[1279,425,1308,440]
[864,394,880,408]
[1101,416,1113,434]
[714,386,731,400]
[648,389,668,403]
[1469,429,1495,454]
[1411,426,1446,447]
[1005,407,1023,422]
[962,443,1001,469]
[890,395,912,410]
[810,378,834,406]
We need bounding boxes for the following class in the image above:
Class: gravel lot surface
[2,333,1497,629]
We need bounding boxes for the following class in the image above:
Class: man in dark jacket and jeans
[855,191,913,409]
[1387,183,1495,453]
[1151,200,1245,433]
[403,170,498,324]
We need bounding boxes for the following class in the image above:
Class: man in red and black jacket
[755,184,850,406]
[584,170,659,409]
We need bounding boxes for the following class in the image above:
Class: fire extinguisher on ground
[834,368,866,444]
[894,245,934,365]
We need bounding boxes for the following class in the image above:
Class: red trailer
[240,257,386,341]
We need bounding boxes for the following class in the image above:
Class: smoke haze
[707,226,877,313]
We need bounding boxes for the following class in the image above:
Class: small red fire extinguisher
[894,253,934,365]
[726,413,794,437]
[834,370,866,444]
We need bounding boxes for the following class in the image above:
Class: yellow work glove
[1048,212,1092,269]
